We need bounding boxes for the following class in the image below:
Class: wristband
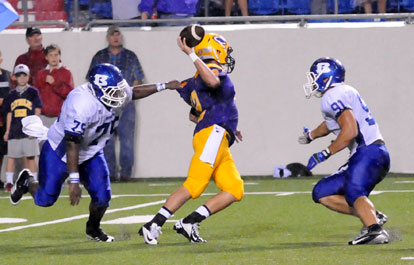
[189,52,199,63]
[321,148,331,159]
[69,172,80,184]
[156,83,166,92]
[307,131,314,141]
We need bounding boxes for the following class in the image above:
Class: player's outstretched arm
[132,80,181,100]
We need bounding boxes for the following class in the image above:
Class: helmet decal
[303,57,345,99]
[87,63,128,108]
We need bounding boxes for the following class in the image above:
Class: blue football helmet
[303,57,345,99]
[88,63,128,108]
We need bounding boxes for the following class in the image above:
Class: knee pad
[312,183,324,203]
[91,190,111,208]
[222,178,244,201]
[183,178,209,199]
[34,190,58,207]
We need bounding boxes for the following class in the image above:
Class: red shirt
[15,47,48,85]
[35,65,74,117]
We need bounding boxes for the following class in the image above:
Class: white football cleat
[139,223,162,245]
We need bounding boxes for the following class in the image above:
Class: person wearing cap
[0,49,12,190]
[87,25,145,182]
[35,44,74,128]
[14,27,48,86]
[2,64,42,191]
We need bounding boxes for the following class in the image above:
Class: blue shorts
[34,141,111,208]
[312,144,390,206]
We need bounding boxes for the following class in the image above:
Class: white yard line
[0,199,165,233]
[1,189,414,200]
[401,257,414,260]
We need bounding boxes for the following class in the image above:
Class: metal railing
[84,13,414,30]
[7,0,414,31]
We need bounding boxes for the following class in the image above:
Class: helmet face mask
[88,64,128,108]
[195,33,235,73]
[303,57,345,99]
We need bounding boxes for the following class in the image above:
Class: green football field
[1,174,413,265]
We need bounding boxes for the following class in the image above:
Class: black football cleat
[173,219,206,243]
[10,169,32,205]
[86,226,114,242]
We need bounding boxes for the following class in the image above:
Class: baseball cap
[107,25,121,35]
[26,27,42,37]
[14,64,30,75]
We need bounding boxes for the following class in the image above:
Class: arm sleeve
[177,78,192,106]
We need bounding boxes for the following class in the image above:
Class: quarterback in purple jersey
[139,33,244,245]
[299,57,390,245]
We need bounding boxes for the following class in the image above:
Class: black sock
[368,224,381,232]
[87,204,107,230]
[183,211,206,224]
[145,206,172,228]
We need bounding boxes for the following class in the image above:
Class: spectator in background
[225,0,248,17]
[111,0,141,19]
[0,50,11,190]
[311,0,327,14]
[87,25,145,182]
[14,27,47,86]
[3,64,42,191]
[139,0,199,26]
[35,44,74,128]
[359,0,386,13]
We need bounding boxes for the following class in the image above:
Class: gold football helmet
[194,33,235,73]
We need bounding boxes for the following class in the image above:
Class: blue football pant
[34,141,112,208]
[312,144,390,206]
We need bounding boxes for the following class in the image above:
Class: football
[179,24,205,47]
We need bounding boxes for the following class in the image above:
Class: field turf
[0,173,413,265]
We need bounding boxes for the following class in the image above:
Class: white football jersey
[47,82,132,163]
[321,83,383,155]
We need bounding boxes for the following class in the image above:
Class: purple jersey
[178,64,238,144]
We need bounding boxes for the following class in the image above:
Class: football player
[10,63,180,242]
[138,33,244,244]
[299,57,390,245]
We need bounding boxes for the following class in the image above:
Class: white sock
[195,205,211,218]
[6,172,13,184]
[32,172,38,182]
[158,206,172,219]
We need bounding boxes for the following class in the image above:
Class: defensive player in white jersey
[299,57,390,245]
[10,63,180,242]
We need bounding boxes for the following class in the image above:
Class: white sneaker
[349,228,389,245]
[173,219,206,243]
[138,223,162,245]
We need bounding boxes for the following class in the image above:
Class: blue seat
[249,0,281,15]
[327,0,356,13]
[283,0,311,14]
[400,0,414,11]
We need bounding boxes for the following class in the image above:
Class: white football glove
[298,127,313,144]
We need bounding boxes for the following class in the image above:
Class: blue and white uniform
[34,83,132,207]
[312,83,390,206]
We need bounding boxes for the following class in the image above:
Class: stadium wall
[1,23,413,177]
